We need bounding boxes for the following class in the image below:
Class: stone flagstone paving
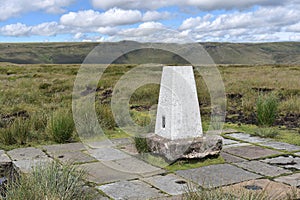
[2,132,300,199]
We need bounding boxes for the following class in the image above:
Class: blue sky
[0,0,299,43]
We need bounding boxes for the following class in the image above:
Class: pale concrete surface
[155,66,202,140]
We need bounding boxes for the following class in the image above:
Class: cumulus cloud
[0,0,74,21]
[60,9,170,28]
[0,22,64,37]
[178,5,300,42]
[60,9,142,27]
[91,0,296,10]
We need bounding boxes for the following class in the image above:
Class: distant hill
[0,41,299,65]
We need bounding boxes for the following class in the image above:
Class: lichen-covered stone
[145,133,222,162]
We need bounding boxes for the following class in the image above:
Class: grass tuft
[256,94,279,127]
[3,161,94,200]
[47,109,74,143]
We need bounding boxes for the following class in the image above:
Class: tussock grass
[0,118,30,145]
[3,162,94,200]
[47,109,74,143]
[256,94,279,127]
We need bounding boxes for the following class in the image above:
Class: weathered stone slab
[111,138,132,146]
[118,143,139,156]
[146,134,222,162]
[224,146,281,160]
[223,179,300,200]
[88,147,131,161]
[79,162,139,185]
[260,141,300,152]
[51,151,96,164]
[85,138,132,149]
[42,143,85,154]
[97,180,166,200]
[176,164,261,188]
[266,156,300,170]
[0,150,11,163]
[222,138,239,145]
[143,174,192,195]
[222,143,252,149]
[13,157,53,173]
[220,152,246,163]
[235,161,291,177]
[102,157,165,177]
[85,141,113,149]
[7,147,48,161]
[274,173,300,187]
[262,156,298,165]
[227,133,271,143]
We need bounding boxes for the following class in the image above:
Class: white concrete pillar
[155,66,203,140]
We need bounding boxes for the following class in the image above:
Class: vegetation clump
[256,94,279,127]
[2,162,95,200]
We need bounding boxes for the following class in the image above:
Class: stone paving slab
[235,161,292,177]
[274,173,300,187]
[42,143,85,154]
[262,156,300,170]
[118,143,139,155]
[0,150,11,163]
[222,143,252,149]
[142,174,193,195]
[222,138,239,145]
[224,146,281,160]
[7,147,48,161]
[262,156,297,165]
[260,141,300,152]
[50,151,96,164]
[220,152,247,163]
[176,164,261,188]
[223,179,300,200]
[103,157,165,177]
[97,180,167,200]
[79,161,139,185]
[86,138,132,149]
[13,157,53,173]
[88,147,131,161]
[227,133,271,143]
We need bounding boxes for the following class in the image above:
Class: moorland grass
[2,161,95,200]
[0,63,299,149]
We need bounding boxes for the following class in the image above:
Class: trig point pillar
[146,66,222,162]
[155,66,203,139]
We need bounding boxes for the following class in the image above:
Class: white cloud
[0,22,64,37]
[97,27,119,35]
[0,0,74,21]
[178,5,300,42]
[91,0,296,10]
[286,23,300,32]
[142,11,171,21]
[60,9,170,28]
[60,9,142,27]
[0,23,31,36]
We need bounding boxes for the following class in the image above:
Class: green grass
[224,123,300,146]
[3,161,95,200]
[256,94,279,127]
[0,63,299,150]
[47,109,75,143]
[165,156,224,172]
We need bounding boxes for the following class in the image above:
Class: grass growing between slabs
[165,156,225,172]
[224,123,300,146]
